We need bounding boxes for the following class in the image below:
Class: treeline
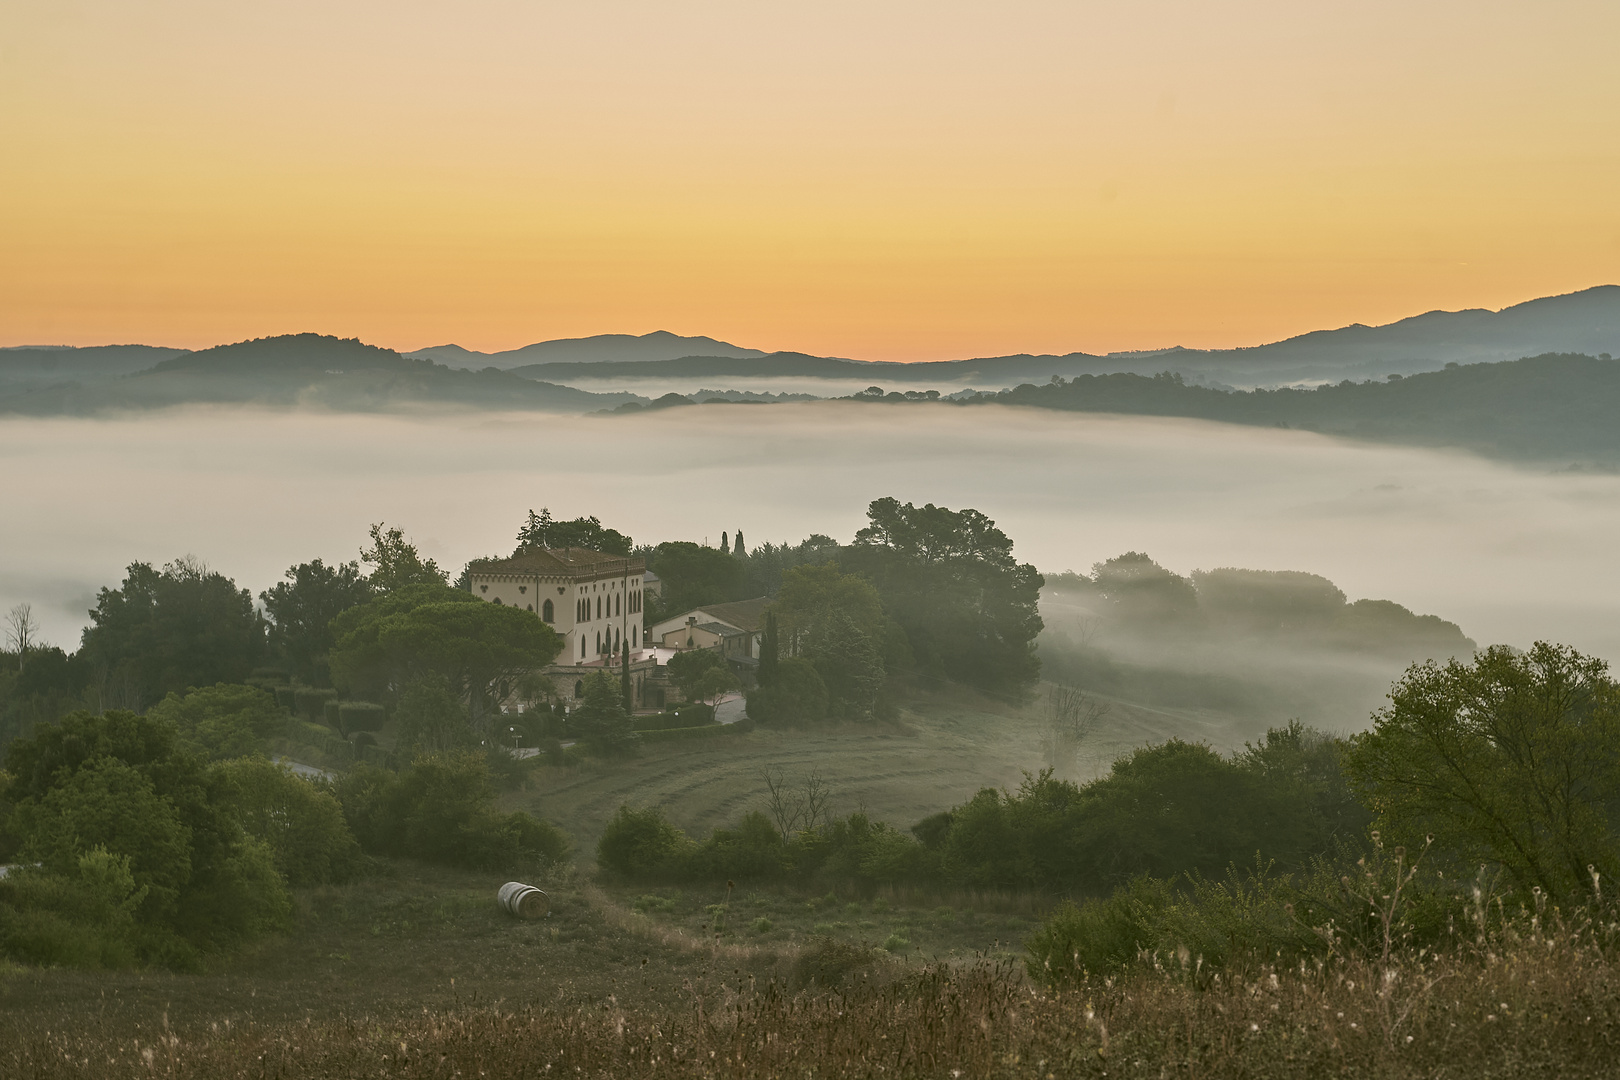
[847,352,1620,463]
[643,498,1045,713]
[597,721,1363,894]
[1048,552,1472,654]
[601,643,1620,981]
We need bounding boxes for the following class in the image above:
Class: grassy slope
[515,684,1278,865]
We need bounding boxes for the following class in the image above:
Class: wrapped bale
[498,881,550,920]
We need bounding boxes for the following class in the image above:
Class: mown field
[510,681,1255,860]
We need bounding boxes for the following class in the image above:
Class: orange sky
[2,0,1617,361]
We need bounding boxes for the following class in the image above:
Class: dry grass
[5,924,1618,1079]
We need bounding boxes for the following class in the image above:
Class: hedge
[635,719,755,743]
[296,687,339,721]
[338,701,387,734]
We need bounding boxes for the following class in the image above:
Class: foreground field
[8,911,1619,1079]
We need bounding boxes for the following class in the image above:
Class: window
[632,625,638,647]
[542,599,554,622]
[493,597,504,605]
[574,680,583,697]
[615,593,621,616]
[596,596,601,619]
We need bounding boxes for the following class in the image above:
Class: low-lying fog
[558,375,976,399]
[5,403,1620,732]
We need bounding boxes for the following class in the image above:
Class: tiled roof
[473,547,644,576]
[698,596,771,632]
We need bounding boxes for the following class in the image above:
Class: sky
[3,1,1618,360]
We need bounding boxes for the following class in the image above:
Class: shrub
[634,703,716,730]
[0,847,147,969]
[146,683,290,761]
[505,810,570,864]
[746,658,828,725]
[1024,877,1176,984]
[690,811,789,881]
[596,805,694,880]
[333,752,567,870]
[790,938,879,989]
[211,757,362,886]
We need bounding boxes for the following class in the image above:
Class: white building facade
[467,547,648,664]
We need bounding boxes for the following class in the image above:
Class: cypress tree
[733,531,746,556]
[759,611,780,686]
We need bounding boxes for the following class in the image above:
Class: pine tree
[575,670,637,755]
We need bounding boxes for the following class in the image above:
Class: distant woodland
[844,352,1620,465]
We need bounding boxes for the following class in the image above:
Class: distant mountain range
[7,285,1617,396]
[494,286,1620,388]
[0,334,636,415]
[2,288,1618,463]
[404,331,765,369]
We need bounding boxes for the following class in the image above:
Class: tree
[329,589,563,719]
[844,498,1043,698]
[260,558,372,684]
[212,757,361,886]
[666,649,731,703]
[360,523,448,592]
[1344,643,1620,903]
[146,683,290,761]
[334,752,567,868]
[733,531,746,556]
[515,508,632,556]
[2,709,292,957]
[79,558,266,711]
[1040,683,1107,778]
[646,541,746,619]
[801,610,883,720]
[771,563,886,652]
[1092,552,1199,628]
[758,611,781,686]
[572,671,637,755]
[392,675,476,754]
[745,658,828,725]
[5,604,39,671]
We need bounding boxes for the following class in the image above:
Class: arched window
[580,637,586,658]
[493,597,504,606]
[595,631,601,654]
[596,596,602,619]
[542,599,554,622]
[574,680,583,697]
[632,625,638,647]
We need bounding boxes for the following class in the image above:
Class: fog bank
[4,403,1619,668]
